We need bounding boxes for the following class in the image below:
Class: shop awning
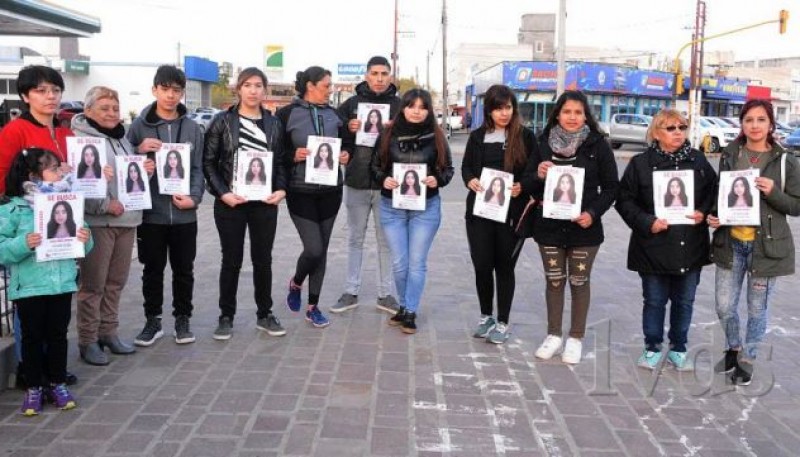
[0,0,101,37]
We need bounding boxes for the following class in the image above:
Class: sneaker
[287,278,302,312]
[472,315,496,338]
[330,293,359,314]
[305,306,330,328]
[46,383,76,410]
[388,307,406,327]
[534,335,563,360]
[213,316,233,341]
[20,387,43,416]
[714,349,739,374]
[637,350,663,370]
[561,337,583,364]
[376,295,401,315]
[487,322,510,344]
[667,350,694,371]
[134,316,163,347]
[401,312,417,334]
[731,362,753,386]
[256,314,287,336]
[174,315,195,344]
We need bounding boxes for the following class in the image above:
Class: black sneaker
[714,349,739,374]
[213,316,233,341]
[388,307,406,327]
[256,314,287,337]
[731,362,753,386]
[134,316,163,347]
[401,312,417,335]
[174,315,195,344]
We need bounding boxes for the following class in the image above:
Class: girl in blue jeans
[708,99,800,386]
[371,88,453,333]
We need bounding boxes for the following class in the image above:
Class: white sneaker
[561,338,582,364]
[534,335,563,360]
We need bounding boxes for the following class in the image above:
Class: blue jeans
[715,239,776,361]
[640,269,701,353]
[379,196,441,313]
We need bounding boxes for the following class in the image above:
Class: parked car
[598,113,652,149]
[57,101,84,128]
[697,117,738,153]
[782,128,800,157]
[723,117,741,128]
[436,112,463,131]
[187,112,214,133]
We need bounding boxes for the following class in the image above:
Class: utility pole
[392,0,399,80]
[688,0,706,149]
[426,51,431,90]
[441,0,449,133]
[555,0,567,98]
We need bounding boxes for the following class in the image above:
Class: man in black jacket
[330,56,401,315]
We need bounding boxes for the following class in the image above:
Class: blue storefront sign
[184,56,219,83]
[503,62,674,98]
[681,76,747,100]
[338,63,367,76]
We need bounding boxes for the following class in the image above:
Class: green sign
[65,60,89,74]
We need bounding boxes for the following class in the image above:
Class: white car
[697,117,738,153]
[436,112,463,131]
[187,112,215,133]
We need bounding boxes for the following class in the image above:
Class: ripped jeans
[538,245,600,338]
[715,239,776,361]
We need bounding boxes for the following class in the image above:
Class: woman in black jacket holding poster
[522,90,618,365]
[615,109,716,371]
[462,85,537,344]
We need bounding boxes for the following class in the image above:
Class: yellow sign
[264,45,283,69]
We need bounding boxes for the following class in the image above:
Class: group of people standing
[0,55,798,418]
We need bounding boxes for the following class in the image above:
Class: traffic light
[675,73,685,96]
[779,10,789,34]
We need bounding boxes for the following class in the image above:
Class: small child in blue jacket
[0,148,93,416]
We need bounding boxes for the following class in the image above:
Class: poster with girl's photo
[116,155,152,211]
[305,135,341,186]
[156,143,191,195]
[472,167,513,223]
[392,163,427,211]
[232,149,273,200]
[67,136,107,199]
[543,165,585,220]
[653,170,695,225]
[355,103,390,147]
[717,169,760,226]
[34,192,85,261]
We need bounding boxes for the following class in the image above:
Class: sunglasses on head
[661,124,688,132]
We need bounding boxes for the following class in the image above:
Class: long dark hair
[553,173,576,203]
[245,157,267,184]
[47,201,77,238]
[363,109,384,133]
[737,99,776,147]
[483,177,506,206]
[663,177,688,207]
[78,144,102,179]
[126,162,145,193]
[400,169,421,195]
[162,150,184,179]
[544,90,602,134]
[727,176,753,208]
[313,143,335,169]
[379,88,448,172]
[482,85,527,171]
[4,148,60,197]
[294,66,331,98]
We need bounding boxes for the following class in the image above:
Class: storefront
[471,61,675,134]
[682,77,748,117]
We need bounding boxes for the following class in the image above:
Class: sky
[2,0,797,83]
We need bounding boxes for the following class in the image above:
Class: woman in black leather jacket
[371,88,454,334]
[202,67,288,340]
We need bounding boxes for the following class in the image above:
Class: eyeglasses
[661,124,688,132]
[30,86,63,96]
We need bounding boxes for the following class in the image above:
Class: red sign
[746,85,771,100]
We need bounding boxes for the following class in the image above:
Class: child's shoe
[47,383,76,410]
[21,387,43,416]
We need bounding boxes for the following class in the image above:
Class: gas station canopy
[0,0,100,37]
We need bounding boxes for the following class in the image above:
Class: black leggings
[16,293,72,388]
[466,216,521,324]
[286,191,342,305]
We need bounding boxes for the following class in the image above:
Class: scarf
[548,125,590,158]
[392,114,434,138]
[87,118,126,139]
[652,140,692,164]
[22,177,73,205]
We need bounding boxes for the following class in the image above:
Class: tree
[395,77,419,95]
[211,72,234,108]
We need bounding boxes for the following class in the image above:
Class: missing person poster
[653,170,695,225]
[116,155,152,211]
[156,143,191,195]
[718,169,760,226]
[472,167,513,223]
[392,163,427,211]
[34,192,85,261]
[67,136,107,199]
[543,166,585,220]
[355,103,390,147]
[305,136,341,186]
[232,149,273,201]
